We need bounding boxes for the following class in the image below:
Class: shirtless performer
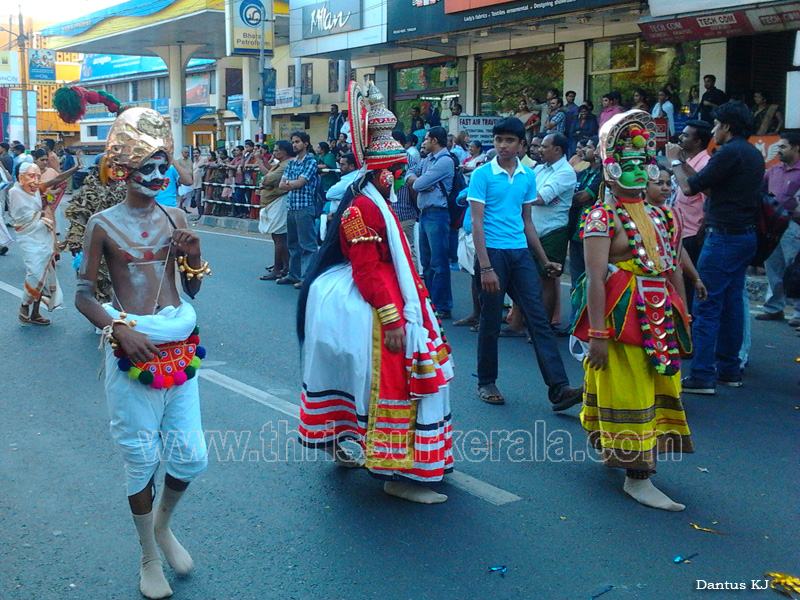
[75,108,210,599]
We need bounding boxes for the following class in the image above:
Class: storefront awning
[639,0,800,44]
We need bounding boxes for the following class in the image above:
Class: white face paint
[130,153,169,197]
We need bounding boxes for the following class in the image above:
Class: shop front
[391,59,460,133]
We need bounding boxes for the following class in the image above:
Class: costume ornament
[53,86,121,124]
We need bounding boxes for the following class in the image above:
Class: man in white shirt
[651,88,676,137]
[340,110,352,144]
[532,133,576,323]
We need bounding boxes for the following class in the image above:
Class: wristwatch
[670,159,684,167]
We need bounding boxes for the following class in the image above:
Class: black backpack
[438,152,468,229]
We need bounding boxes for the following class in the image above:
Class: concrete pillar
[787,32,800,129]
[149,44,202,150]
[463,56,476,115]
[338,59,348,102]
[373,66,389,93]
[563,42,586,104]
[699,39,727,91]
[294,57,302,88]
[242,56,260,141]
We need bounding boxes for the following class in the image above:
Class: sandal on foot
[18,313,31,325]
[452,316,479,327]
[260,272,281,281]
[30,316,51,326]
[498,328,525,338]
[478,386,505,405]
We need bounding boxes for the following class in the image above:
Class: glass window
[301,63,313,95]
[328,60,339,94]
[288,65,296,88]
[131,81,139,102]
[587,38,701,115]
[394,61,459,94]
[157,77,170,99]
[478,48,564,116]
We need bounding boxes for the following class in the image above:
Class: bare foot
[384,481,448,504]
[623,477,685,511]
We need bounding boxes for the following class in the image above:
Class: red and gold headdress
[347,80,407,171]
[599,109,659,188]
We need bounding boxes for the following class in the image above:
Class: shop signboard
[28,49,56,84]
[80,54,214,81]
[275,87,302,109]
[640,1,800,43]
[388,0,620,41]
[708,135,782,170]
[653,118,669,149]
[457,115,501,148]
[0,52,21,87]
[226,0,274,57]
[182,106,215,125]
[302,0,362,39]
[263,68,277,106]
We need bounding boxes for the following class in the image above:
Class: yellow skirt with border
[580,340,694,471]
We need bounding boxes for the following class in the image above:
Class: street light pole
[17,8,30,147]
[258,1,272,140]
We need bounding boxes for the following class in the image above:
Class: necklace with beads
[613,198,674,275]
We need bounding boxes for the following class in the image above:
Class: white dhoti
[258,196,287,235]
[103,302,208,496]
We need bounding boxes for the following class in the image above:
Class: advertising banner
[226,0,274,56]
[263,68,277,106]
[186,72,211,106]
[0,52,21,87]
[80,54,214,81]
[457,115,501,148]
[28,49,57,84]
[275,87,302,109]
[388,0,621,41]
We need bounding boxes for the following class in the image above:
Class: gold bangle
[376,303,401,325]
[177,255,212,279]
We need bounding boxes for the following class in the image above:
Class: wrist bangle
[177,255,212,280]
[480,266,494,274]
[588,327,613,339]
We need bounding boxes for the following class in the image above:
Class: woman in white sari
[7,162,63,325]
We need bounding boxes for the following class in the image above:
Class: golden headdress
[598,109,659,187]
[105,107,174,172]
[347,80,407,170]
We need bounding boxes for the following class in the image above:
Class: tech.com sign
[226,0,274,56]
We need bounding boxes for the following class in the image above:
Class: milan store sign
[302,0,362,39]
[388,0,621,41]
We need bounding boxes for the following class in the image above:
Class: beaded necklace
[613,197,675,276]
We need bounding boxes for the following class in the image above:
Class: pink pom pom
[603,157,617,165]
[173,371,188,386]
[85,90,102,104]
[151,374,165,389]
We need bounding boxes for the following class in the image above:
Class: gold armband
[177,255,212,280]
[376,304,401,325]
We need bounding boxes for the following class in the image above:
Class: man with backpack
[408,126,455,318]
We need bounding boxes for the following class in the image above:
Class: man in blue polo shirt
[469,117,582,410]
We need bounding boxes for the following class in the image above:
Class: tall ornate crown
[348,81,406,170]
[598,110,659,186]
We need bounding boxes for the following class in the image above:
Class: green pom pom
[192,326,200,336]
[190,356,201,369]
[53,87,85,123]
[128,367,142,380]
[632,135,646,148]
[138,370,155,385]
[184,366,197,380]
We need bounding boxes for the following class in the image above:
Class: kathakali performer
[75,108,210,598]
[7,161,63,325]
[298,81,454,504]
[571,110,694,511]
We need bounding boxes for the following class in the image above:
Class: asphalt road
[0,221,797,600]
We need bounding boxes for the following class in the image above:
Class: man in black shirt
[698,74,728,125]
[668,101,764,394]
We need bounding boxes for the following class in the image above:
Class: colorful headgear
[105,108,174,176]
[598,110,659,189]
[348,80,407,170]
[53,86,122,124]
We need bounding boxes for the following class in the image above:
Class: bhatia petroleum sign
[226,0,274,56]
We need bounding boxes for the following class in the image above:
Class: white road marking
[0,280,23,299]
[199,367,522,505]
[194,229,272,242]
[446,470,522,506]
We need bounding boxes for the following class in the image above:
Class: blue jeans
[477,247,571,402]
[419,208,453,313]
[287,205,318,281]
[690,230,756,381]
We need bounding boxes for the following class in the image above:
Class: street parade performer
[298,81,454,504]
[75,108,210,599]
[8,161,63,325]
[571,110,694,511]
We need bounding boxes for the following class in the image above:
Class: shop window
[131,81,139,102]
[157,77,170,99]
[328,60,339,94]
[88,125,98,137]
[209,72,216,95]
[301,63,313,95]
[478,49,563,117]
[392,60,459,133]
[587,38,700,115]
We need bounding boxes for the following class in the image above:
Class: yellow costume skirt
[580,340,694,471]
